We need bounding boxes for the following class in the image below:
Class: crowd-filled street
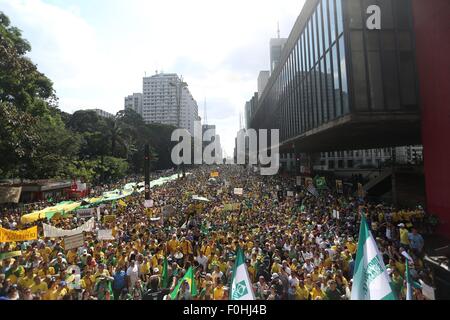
[0,166,432,300]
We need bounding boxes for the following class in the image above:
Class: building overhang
[279,112,421,153]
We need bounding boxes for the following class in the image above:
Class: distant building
[257,71,270,97]
[269,38,287,73]
[244,93,258,130]
[202,124,223,161]
[124,93,143,115]
[87,109,115,119]
[137,73,200,135]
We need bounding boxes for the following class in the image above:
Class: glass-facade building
[249,0,420,150]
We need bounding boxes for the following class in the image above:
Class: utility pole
[391,147,398,206]
[144,144,151,200]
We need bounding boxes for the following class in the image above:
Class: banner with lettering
[43,218,95,238]
[0,226,38,242]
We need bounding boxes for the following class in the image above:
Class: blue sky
[0,0,304,156]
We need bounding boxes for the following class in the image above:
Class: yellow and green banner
[0,226,38,243]
[0,251,22,260]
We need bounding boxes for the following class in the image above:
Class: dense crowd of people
[0,165,435,300]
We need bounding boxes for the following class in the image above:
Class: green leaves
[0,12,176,182]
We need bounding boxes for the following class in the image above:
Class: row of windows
[260,0,350,143]
[325,158,382,169]
[321,148,393,158]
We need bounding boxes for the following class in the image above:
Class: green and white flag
[230,247,255,300]
[405,261,421,300]
[351,215,396,300]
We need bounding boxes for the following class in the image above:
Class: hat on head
[398,223,405,228]
[271,273,279,280]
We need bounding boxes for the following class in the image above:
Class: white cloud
[0,0,305,154]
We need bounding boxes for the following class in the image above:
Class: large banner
[43,218,95,238]
[97,229,114,240]
[76,208,94,219]
[234,188,243,195]
[0,186,22,204]
[0,226,38,242]
[0,251,22,260]
[210,171,219,178]
[64,233,84,250]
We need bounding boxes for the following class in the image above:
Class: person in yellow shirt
[66,249,77,265]
[42,279,61,300]
[180,237,193,257]
[311,266,321,282]
[93,264,110,281]
[271,258,282,274]
[296,280,310,300]
[30,276,48,295]
[80,270,96,292]
[345,237,357,255]
[399,224,410,247]
[167,235,179,255]
[17,268,35,290]
[310,281,325,300]
[213,279,225,300]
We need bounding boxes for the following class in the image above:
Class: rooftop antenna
[277,22,280,38]
[203,97,208,125]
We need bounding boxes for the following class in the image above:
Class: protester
[0,165,435,300]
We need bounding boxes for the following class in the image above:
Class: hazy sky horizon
[1,0,305,156]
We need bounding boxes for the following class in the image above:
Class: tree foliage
[0,12,176,183]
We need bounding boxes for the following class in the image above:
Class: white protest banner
[43,218,95,238]
[332,210,337,219]
[96,207,101,221]
[336,211,340,220]
[77,208,94,219]
[234,188,243,195]
[420,280,435,300]
[296,176,302,186]
[97,229,114,241]
[144,199,154,208]
[64,233,84,250]
[192,195,210,202]
[287,191,294,197]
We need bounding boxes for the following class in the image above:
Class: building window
[347,160,354,168]
[328,160,335,169]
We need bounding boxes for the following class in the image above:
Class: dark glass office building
[249,0,421,152]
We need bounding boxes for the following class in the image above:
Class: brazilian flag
[170,267,198,300]
[161,257,169,288]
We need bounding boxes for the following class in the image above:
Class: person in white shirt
[303,258,315,273]
[195,252,208,271]
[126,260,139,291]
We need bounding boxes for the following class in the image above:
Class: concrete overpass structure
[247,0,450,237]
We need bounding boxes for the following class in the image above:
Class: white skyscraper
[124,93,143,115]
[126,73,200,135]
